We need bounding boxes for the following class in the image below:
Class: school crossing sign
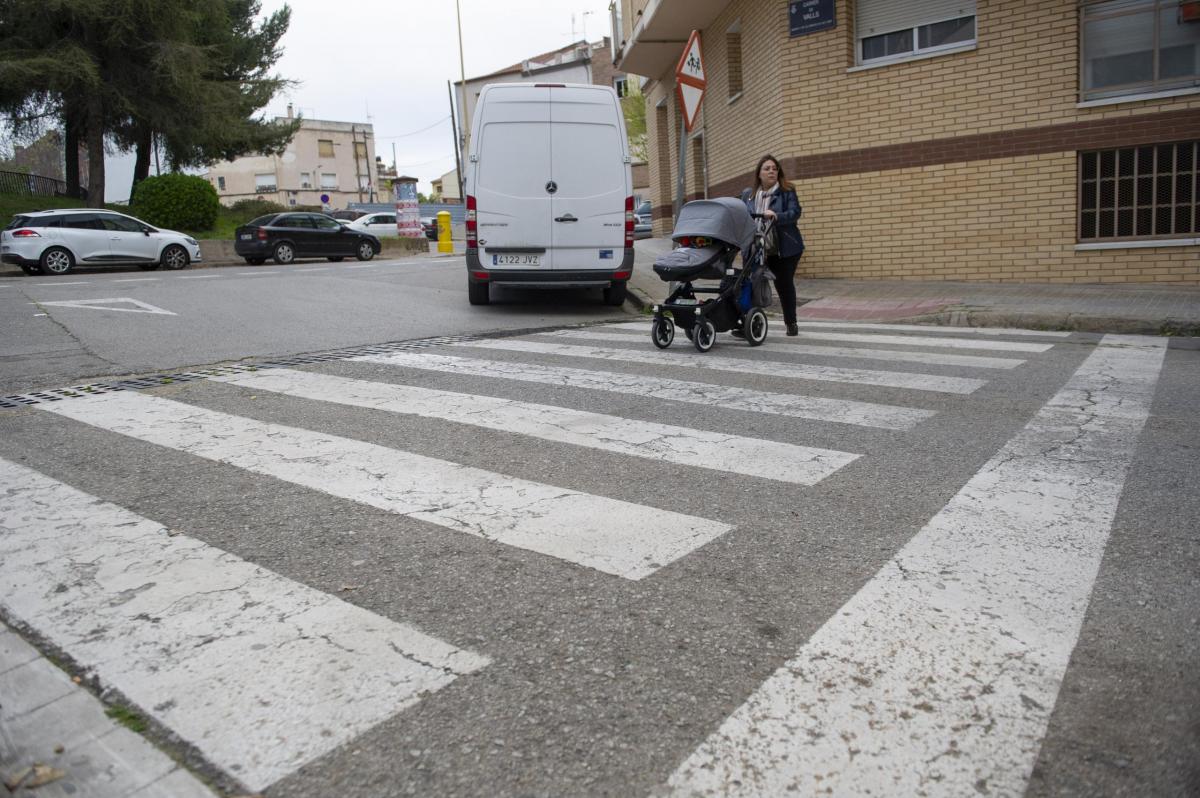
[675,30,706,132]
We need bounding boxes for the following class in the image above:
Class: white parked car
[343,212,399,238]
[1,208,202,275]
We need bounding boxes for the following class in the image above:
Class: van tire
[468,280,490,305]
[602,281,627,306]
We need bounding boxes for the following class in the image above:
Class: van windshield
[550,123,623,196]
[476,122,550,198]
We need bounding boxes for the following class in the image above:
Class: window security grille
[1079,141,1198,240]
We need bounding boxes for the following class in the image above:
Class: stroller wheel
[692,319,716,353]
[744,308,769,346]
[651,316,675,349]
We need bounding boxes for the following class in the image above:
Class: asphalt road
[0,255,1196,798]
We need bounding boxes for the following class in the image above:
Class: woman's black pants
[767,253,802,325]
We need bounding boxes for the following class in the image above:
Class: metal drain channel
[0,333,483,410]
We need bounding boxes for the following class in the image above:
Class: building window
[856,1,976,65]
[216,176,225,191]
[614,76,628,98]
[254,173,276,192]
[354,141,367,159]
[1081,1,1200,102]
[726,21,743,98]
[320,172,338,189]
[1079,141,1197,241]
[318,139,335,157]
[300,172,312,189]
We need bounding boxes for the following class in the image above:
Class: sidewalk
[627,237,1200,336]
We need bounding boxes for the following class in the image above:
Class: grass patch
[105,703,149,734]
[1,193,256,240]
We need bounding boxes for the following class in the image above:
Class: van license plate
[492,254,539,266]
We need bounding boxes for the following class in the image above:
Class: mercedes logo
[545,181,558,194]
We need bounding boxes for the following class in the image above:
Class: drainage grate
[0,333,485,410]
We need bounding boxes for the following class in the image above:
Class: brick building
[615,0,1200,284]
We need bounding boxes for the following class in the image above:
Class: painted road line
[0,456,489,792]
[783,330,1053,353]
[237,270,278,275]
[33,281,89,286]
[215,368,859,486]
[112,277,159,283]
[355,351,933,430]
[545,330,1026,370]
[39,392,730,580]
[666,334,1167,797]
[460,340,987,395]
[345,263,379,269]
[177,274,219,279]
[296,267,329,272]
[607,321,1072,339]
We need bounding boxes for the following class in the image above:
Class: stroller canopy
[671,197,755,251]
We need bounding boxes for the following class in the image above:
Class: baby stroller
[649,196,774,352]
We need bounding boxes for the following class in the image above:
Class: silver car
[1,208,203,275]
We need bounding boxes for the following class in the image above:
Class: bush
[131,173,220,231]
[228,197,288,219]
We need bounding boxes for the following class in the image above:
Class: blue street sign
[320,194,330,204]
[790,0,836,37]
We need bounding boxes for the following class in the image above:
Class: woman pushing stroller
[742,155,804,337]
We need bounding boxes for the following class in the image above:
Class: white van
[463,83,635,306]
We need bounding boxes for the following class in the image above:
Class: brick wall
[632,0,1200,283]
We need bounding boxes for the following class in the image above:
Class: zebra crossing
[0,320,1171,796]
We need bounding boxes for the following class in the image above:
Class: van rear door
[549,87,627,272]
[474,86,553,271]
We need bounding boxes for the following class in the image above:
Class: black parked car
[234,212,382,265]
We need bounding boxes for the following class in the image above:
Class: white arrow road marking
[545,329,1027,369]
[0,456,489,793]
[355,351,934,430]
[665,334,1167,797]
[215,368,859,486]
[38,392,731,580]
[38,297,176,315]
[460,340,987,395]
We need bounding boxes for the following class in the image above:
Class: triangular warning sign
[675,30,706,88]
[39,297,176,315]
[678,82,705,131]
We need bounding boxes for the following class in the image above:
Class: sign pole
[674,114,687,223]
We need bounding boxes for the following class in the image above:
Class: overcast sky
[105,0,619,201]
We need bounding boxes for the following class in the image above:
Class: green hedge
[131,173,220,231]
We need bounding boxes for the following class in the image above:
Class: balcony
[617,0,730,77]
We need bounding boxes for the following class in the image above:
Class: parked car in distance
[421,216,437,240]
[329,209,367,222]
[634,199,652,239]
[344,212,398,238]
[234,212,381,265]
[0,208,202,275]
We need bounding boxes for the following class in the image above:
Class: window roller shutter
[857,0,976,37]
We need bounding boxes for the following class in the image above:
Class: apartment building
[204,106,378,209]
[616,0,1200,283]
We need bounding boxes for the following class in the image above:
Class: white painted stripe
[33,281,89,286]
[787,329,1053,352]
[666,334,1167,798]
[346,263,378,269]
[215,368,858,486]
[356,351,933,430]
[460,340,987,395]
[0,456,489,792]
[608,321,1071,338]
[237,270,278,275]
[177,274,218,279]
[112,277,159,283]
[545,330,1026,369]
[39,392,730,580]
[296,267,329,272]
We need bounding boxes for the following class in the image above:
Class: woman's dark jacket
[741,187,805,258]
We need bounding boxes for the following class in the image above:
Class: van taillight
[624,196,634,248]
[256,229,268,240]
[466,195,478,250]
[12,229,40,238]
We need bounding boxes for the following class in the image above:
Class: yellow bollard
[437,211,453,253]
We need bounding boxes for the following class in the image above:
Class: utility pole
[448,80,463,204]
[455,0,468,199]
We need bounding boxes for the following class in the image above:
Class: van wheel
[602,280,627,306]
[468,279,490,306]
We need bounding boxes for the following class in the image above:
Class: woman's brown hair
[753,154,793,192]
